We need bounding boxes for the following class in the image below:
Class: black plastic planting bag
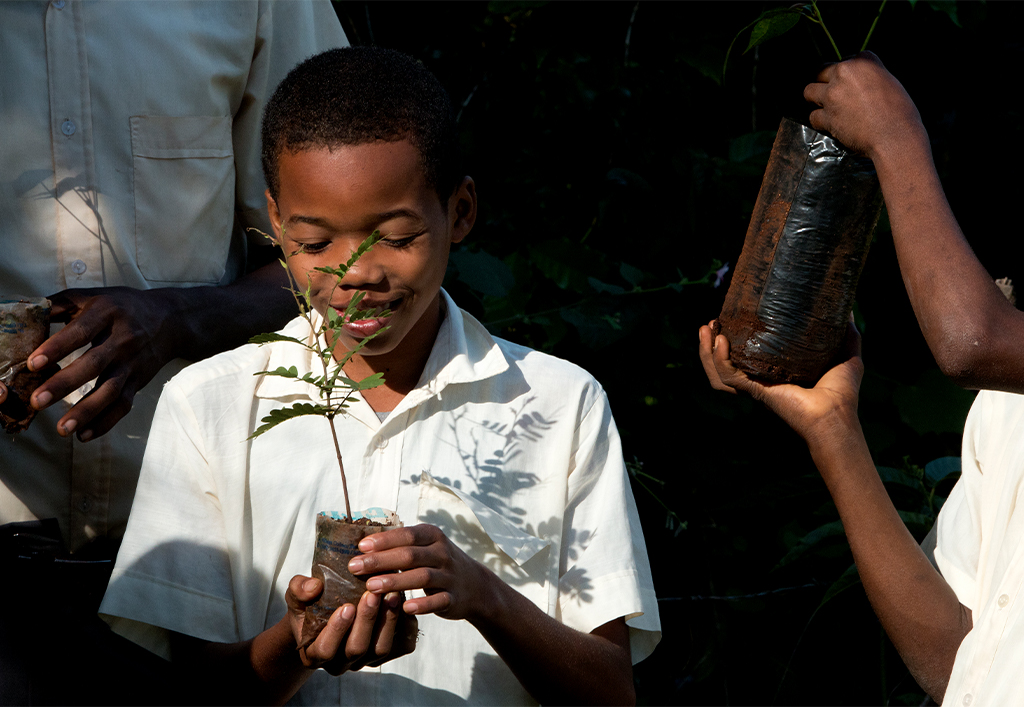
[716,118,883,385]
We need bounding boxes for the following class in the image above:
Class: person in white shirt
[99,46,660,705]
[701,52,1024,706]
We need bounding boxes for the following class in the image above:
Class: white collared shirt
[100,291,661,705]
[935,390,1024,706]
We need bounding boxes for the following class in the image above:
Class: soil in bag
[300,509,418,651]
[715,117,882,385]
[0,297,52,433]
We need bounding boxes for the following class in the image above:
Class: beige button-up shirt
[0,0,347,550]
[99,293,661,704]
[935,390,1024,706]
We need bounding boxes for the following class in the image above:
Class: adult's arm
[698,323,972,701]
[0,260,294,441]
[350,525,636,706]
[804,52,1024,392]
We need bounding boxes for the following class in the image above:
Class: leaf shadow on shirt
[26,170,130,284]
[400,394,595,603]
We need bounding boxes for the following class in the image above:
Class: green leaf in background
[620,262,646,287]
[876,465,922,490]
[893,369,977,435]
[745,9,802,53]
[450,248,516,297]
[926,0,961,27]
[728,131,777,164]
[815,564,861,610]
[588,277,625,295]
[925,456,961,485]
[775,519,847,569]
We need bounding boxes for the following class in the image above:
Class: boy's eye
[380,234,418,249]
[297,242,330,255]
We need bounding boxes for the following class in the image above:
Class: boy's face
[266,139,475,362]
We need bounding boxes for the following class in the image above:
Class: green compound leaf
[248,332,306,347]
[255,366,300,379]
[248,402,332,439]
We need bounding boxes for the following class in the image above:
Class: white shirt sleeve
[934,391,988,612]
[557,388,661,664]
[99,381,238,659]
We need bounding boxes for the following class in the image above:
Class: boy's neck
[337,294,444,412]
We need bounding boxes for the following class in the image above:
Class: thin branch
[860,0,887,53]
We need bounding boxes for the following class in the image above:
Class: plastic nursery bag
[0,296,51,433]
[300,508,407,650]
[715,118,882,385]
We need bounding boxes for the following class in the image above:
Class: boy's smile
[266,140,475,394]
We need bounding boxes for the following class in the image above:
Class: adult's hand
[21,287,184,442]
[803,51,925,161]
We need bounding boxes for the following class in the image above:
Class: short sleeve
[557,388,661,664]
[98,381,237,659]
[934,392,988,612]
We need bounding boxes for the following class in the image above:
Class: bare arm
[0,255,295,440]
[351,525,636,706]
[169,575,416,706]
[804,52,1024,392]
[698,323,971,701]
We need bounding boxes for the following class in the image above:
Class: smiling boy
[98,47,660,705]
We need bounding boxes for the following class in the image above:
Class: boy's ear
[449,177,477,245]
[265,189,283,241]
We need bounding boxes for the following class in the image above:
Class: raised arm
[347,524,635,706]
[698,322,971,701]
[803,52,1024,392]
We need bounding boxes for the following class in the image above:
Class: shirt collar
[254,289,509,409]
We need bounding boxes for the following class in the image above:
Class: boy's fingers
[0,382,6,404]
[306,603,356,669]
[286,575,322,608]
[698,325,737,394]
[343,591,381,660]
[403,591,453,616]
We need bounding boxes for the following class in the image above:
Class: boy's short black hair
[261,46,459,204]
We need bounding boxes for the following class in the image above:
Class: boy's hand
[803,51,926,161]
[698,320,865,446]
[348,524,493,622]
[284,574,417,674]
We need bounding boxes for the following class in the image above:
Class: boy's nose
[341,249,386,286]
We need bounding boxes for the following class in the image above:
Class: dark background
[331,2,1021,704]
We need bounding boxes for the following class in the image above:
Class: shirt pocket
[417,472,553,611]
[130,116,235,284]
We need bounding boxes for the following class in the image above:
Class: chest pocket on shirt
[417,472,553,611]
[130,116,235,284]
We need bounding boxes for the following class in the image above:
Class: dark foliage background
[332,2,1023,704]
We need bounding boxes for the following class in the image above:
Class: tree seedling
[246,228,391,523]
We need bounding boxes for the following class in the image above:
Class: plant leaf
[924,456,961,485]
[248,402,331,439]
[248,332,306,346]
[745,9,802,54]
[255,366,301,379]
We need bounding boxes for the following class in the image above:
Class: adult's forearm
[872,134,1024,391]
[807,420,969,701]
[158,261,296,363]
[470,573,635,706]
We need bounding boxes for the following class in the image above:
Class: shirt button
[375,436,388,451]
[53,0,65,8]
[998,593,1010,608]
[61,119,76,136]
[70,259,87,274]
[79,497,91,512]
[963,693,973,706]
